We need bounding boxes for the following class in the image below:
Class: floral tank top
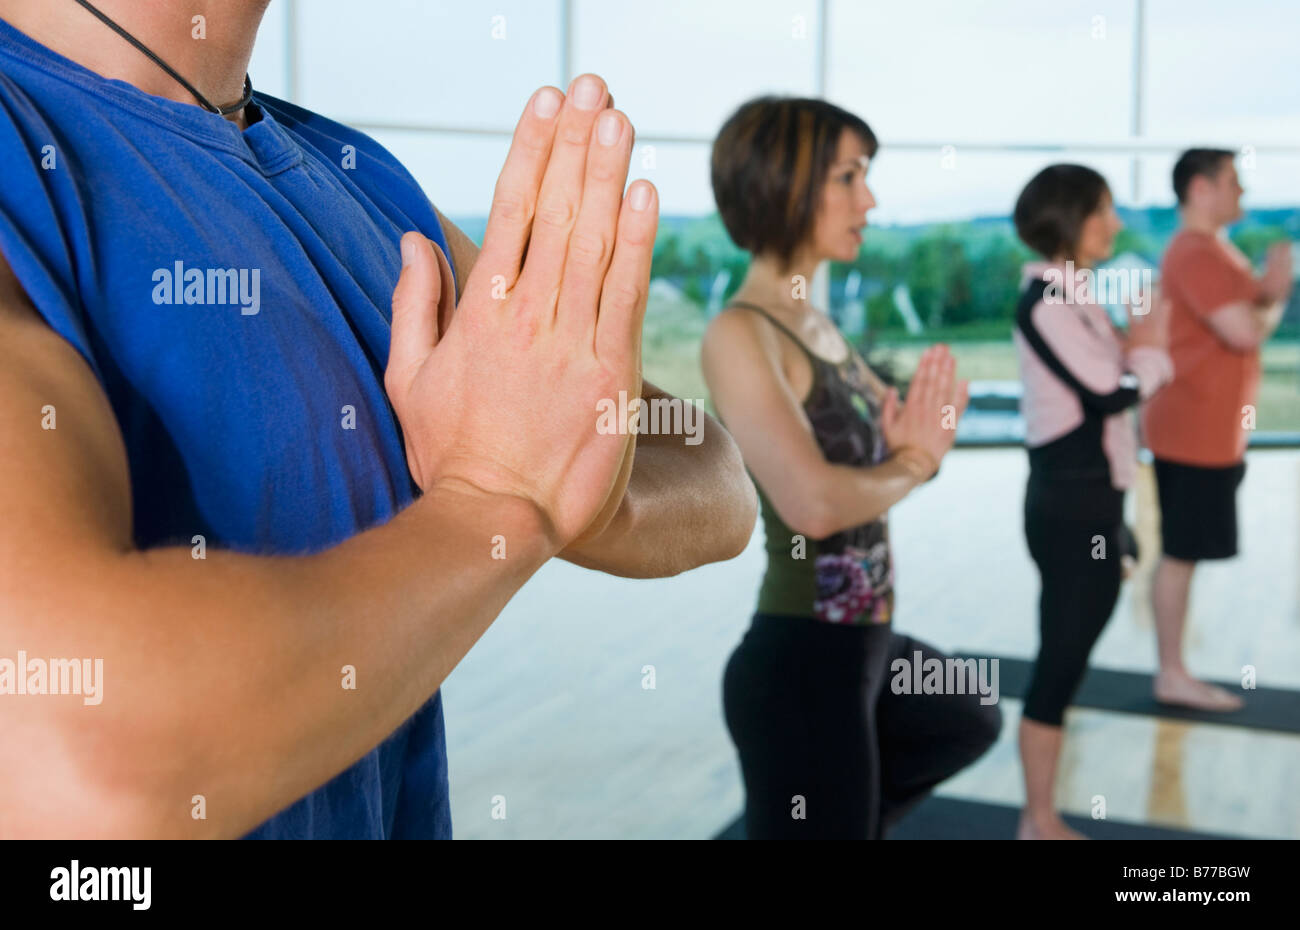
[729,301,894,625]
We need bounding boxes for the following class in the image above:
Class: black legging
[723,614,1002,839]
[1022,484,1124,727]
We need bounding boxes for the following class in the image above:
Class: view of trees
[645,208,1300,343]
[453,207,1299,433]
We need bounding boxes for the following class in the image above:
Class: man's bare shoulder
[0,249,44,328]
[432,206,479,300]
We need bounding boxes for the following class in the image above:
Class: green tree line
[648,214,1297,336]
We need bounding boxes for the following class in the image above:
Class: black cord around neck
[71,0,253,116]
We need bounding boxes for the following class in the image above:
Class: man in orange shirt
[1142,149,1293,710]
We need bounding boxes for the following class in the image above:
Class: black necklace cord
[71,0,253,116]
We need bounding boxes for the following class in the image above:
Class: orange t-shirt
[1142,230,1262,467]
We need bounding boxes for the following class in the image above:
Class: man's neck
[0,0,268,129]
[1180,207,1222,237]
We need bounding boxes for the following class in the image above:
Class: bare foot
[1154,671,1245,712]
[1016,810,1088,840]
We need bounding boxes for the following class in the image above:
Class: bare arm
[1203,241,1293,351]
[1205,299,1286,351]
[561,381,756,577]
[0,254,554,839]
[3,74,661,838]
[701,309,956,540]
[433,206,756,577]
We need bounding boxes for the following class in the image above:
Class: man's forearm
[1252,297,1287,343]
[561,402,757,578]
[8,483,555,839]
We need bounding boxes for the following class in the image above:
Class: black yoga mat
[963,654,1300,735]
[714,796,1241,840]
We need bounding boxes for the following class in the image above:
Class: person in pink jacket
[1011,164,1172,839]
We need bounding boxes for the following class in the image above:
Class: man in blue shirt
[0,0,756,838]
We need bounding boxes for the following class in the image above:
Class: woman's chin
[816,243,861,264]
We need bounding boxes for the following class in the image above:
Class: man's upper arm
[1204,301,1266,351]
[1171,241,1263,352]
[0,251,133,562]
[432,206,479,302]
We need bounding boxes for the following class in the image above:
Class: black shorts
[1153,458,1247,561]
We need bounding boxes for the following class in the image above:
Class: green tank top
[728,301,895,625]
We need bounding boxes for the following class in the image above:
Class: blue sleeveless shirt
[0,17,456,839]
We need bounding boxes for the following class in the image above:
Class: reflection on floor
[441,449,1300,839]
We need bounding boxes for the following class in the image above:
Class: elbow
[674,451,759,574]
[2,787,148,840]
[12,697,226,839]
[696,424,760,567]
[64,788,178,841]
[1228,332,1264,353]
[720,439,761,560]
[782,494,839,542]
[80,758,230,840]
[1213,318,1267,353]
[745,448,841,540]
[717,472,759,562]
[5,725,187,839]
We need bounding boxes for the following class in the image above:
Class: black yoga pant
[1022,499,1123,727]
[722,613,1002,840]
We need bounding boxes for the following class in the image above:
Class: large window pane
[573,0,820,138]
[1133,152,1300,209]
[867,149,1134,225]
[297,0,562,129]
[828,0,1135,145]
[633,142,712,215]
[367,133,708,223]
[367,130,510,221]
[1145,0,1300,146]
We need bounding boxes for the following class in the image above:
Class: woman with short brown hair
[704,96,1002,840]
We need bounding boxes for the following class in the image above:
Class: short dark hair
[1172,148,1235,204]
[1013,164,1111,261]
[711,96,877,265]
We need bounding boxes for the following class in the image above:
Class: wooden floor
[441,449,1300,839]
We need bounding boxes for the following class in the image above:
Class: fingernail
[533,87,562,118]
[572,75,603,110]
[629,182,651,212]
[401,235,417,268]
[597,111,622,146]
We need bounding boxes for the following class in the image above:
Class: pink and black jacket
[1012,262,1173,522]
